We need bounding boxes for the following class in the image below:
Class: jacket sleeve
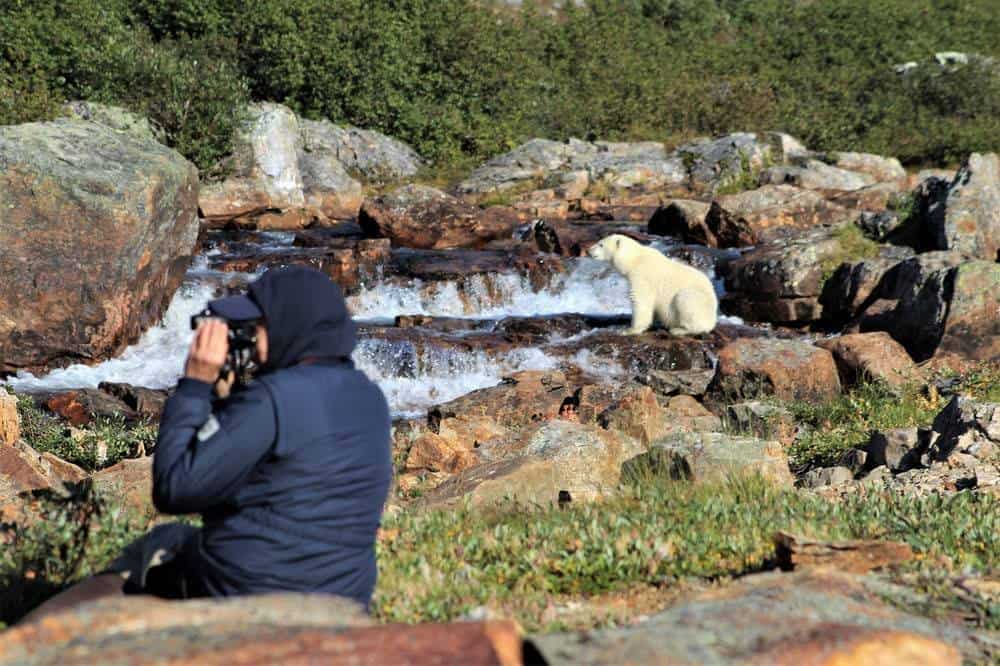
[152,378,277,515]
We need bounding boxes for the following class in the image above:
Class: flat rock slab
[1,593,522,665]
[773,532,914,574]
[530,570,989,664]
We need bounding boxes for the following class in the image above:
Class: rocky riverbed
[1,103,998,663]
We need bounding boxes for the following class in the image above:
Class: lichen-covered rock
[705,185,851,247]
[816,332,918,388]
[711,337,841,402]
[830,152,907,184]
[622,431,794,487]
[0,117,199,374]
[199,104,367,227]
[1,593,523,665]
[359,185,520,249]
[761,159,875,191]
[457,138,686,196]
[721,227,854,324]
[675,133,779,193]
[300,119,423,183]
[921,152,1000,261]
[424,420,647,507]
[530,570,986,664]
[62,101,165,144]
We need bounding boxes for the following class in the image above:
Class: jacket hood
[248,266,357,371]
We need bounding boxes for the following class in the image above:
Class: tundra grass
[373,476,998,631]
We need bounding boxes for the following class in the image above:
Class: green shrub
[0,481,148,626]
[15,395,157,472]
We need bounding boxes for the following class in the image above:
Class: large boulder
[675,132,800,193]
[721,226,866,325]
[199,104,365,227]
[702,185,850,247]
[1,592,524,664]
[358,185,520,249]
[0,117,199,374]
[921,152,1000,261]
[456,138,686,197]
[0,441,87,522]
[621,431,794,487]
[830,152,906,184]
[815,332,919,388]
[530,570,986,664]
[861,258,1000,362]
[760,159,875,191]
[711,337,842,402]
[300,119,423,184]
[423,420,646,507]
[819,245,916,324]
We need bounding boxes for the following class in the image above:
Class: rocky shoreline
[1,102,998,663]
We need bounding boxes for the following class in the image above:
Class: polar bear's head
[587,234,639,268]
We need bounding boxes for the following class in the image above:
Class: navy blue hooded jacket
[152,267,392,607]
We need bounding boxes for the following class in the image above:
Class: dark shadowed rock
[819,245,916,325]
[646,199,716,244]
[0,117,199,374]
[920,152,1000,261]
[711,338,841,402]
[864,428,928,473]
[98,383,169,422]
[721,227,855,324]
[359,185,521,250]
[530,570,982,664]
[926,396,999,465]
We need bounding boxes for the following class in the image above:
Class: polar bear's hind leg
[669,287,716,336]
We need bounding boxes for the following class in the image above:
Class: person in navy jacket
[149,266,392,609]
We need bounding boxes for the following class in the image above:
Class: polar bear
[587,234,718,336]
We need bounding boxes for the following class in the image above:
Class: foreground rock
[0,441,86,522]
[530,570,987,664]
[1,594,522,665]
[359,185,520,249]
[710,337,842,402]
[0,116,199,374]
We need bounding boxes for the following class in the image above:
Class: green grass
[783,368,1000,470]
[373,475,998,631]
[819,223,882,285]
[15,395,157,472]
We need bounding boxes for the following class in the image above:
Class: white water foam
[5,281,217,392]
[349,258,630,322]
[354,341,557,417]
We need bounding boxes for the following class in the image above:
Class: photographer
[142,265,392,608]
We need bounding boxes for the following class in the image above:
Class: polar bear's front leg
[627,288,654,335]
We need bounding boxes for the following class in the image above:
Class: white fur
[587,234,718,335]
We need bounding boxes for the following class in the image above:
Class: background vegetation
[1,0,998,171]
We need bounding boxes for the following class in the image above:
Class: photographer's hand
[185,319,229,385]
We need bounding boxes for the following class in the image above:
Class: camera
[190,308,261,384]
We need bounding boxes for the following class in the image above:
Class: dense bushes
[1,0,998,171]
